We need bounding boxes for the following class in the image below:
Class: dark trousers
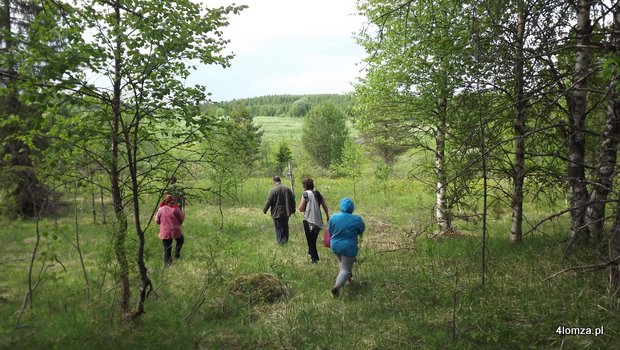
[163,236,185,265]
[273,216,290,244]
[303,220,321,262]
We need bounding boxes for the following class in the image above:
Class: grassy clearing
[254,116,304,144]
[0,116,617,349]
[0,176,618,349]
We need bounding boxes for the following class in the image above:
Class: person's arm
[263,190,273,214]
[357,217,365,236]
[287,189,296,216]
[298,192,307,212]
[175,208,184,225]
[321,197,329,221]
[328,219,335,236]
[155,210,161,225]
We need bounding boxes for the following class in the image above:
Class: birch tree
[46,0,247,319]
[356,0,473,234]
[569,0,594,239]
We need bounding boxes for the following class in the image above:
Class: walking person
[298,178,329,263]
[328,197,365,297]
[263,176,296,245]
[155,194,185,266]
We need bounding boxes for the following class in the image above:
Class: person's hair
[272,176,281,183]
[301,177,314,190]
[164,194,175,204]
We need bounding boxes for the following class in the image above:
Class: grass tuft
[230,273,290,304]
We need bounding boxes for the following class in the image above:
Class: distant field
[253,116,303,143]
[254,115,420,177]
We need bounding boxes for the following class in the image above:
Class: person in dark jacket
[263,176,296,245]
[328,197,365,297]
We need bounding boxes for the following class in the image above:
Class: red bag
[323,227,330,248]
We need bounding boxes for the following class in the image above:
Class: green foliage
[275,142,292,175]
[332,138,363,177]
[332,137,364,196]
[0,0,85,217]
[198,114,262,210]
[374,163,393,200]
[287,97,311,117]
[220,94,353,117]
[301,102,348,168]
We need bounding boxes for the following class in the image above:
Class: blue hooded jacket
[328,197,365,257]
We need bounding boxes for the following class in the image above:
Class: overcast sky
[190,0,367,102]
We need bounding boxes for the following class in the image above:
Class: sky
[190,0,368,102]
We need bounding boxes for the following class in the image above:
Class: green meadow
[254,116,304,144]
[0,117,618,350]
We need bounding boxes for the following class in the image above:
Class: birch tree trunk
[586,77,620,240]
[436,95,451,233]
[288,161,295,197]
[609,198,620,298]
[568,0,593,239]
[510,4,527,243]
[586,5,620,241]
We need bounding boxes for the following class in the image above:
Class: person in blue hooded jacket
[328,197,365,297]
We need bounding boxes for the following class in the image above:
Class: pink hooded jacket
[155,204,184,239]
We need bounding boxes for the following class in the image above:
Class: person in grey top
[263,176,296,245]
[298,177,329,263]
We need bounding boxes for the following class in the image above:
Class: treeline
[220,94,353,117]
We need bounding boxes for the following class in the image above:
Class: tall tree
[301,101,348,168]
[46,0,246,319]
[585,1,620,241]
[356,0,474,234]
[590,1,620,297]
[472,0,572,242]
[568,0,594,239]
[0,0,69,217]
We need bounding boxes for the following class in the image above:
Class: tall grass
[0,178,618,349]
[1,116,617,349]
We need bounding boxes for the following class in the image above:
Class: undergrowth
[0,182,618,349]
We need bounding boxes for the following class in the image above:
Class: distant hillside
[223,94,353,118]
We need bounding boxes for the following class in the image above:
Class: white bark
[568,0,592,239]
[510,5,526,243]
[436,96,451,233]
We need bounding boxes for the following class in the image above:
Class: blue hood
[339,197,355,213]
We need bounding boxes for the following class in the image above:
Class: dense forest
[214,94,353,118]
[2,0,620,348]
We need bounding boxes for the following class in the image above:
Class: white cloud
[194,0,367,100]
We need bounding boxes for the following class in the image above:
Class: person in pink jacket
[155,195,185,266]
